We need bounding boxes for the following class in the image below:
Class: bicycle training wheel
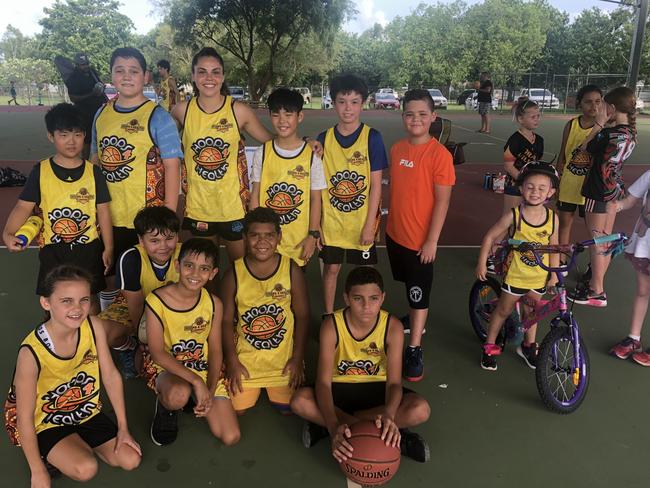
[535,327,590,414]
[468,277,505,343]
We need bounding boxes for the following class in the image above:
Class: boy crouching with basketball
[145,238,239,446]
[220,207,310,415]
[290,266,431,463]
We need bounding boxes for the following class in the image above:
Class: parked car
[378,87,398,98]
[373,93,400,110]
[427,89,448,109]
[104,83,118,101]
[321,91,332,109]
[456,89,475,105]
[229,86,246,101]
[519,88,560,109]
[293,87,311,105]
[464,90,499,111]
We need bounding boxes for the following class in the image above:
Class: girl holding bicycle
[476,163,559,371]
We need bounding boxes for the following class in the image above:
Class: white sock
[629,334,641,341]
[113,335,137,351]
[99,290,119,311]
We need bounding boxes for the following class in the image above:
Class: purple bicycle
[468,233,627,414]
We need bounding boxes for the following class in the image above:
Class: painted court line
[0,245,481,250]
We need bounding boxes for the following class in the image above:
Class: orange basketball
[52,218,80,236]
[251,315,276,331]
[196,147,224,163]
[336,180,357,195]
[340,421,400,486]
[102,145,122,163]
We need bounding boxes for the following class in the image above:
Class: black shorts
[107,227,139,276]
[319,244,378,265]
[37,412,117,459]
[501,283,546,297]
[386,234,433,310]
[584,197,608,214]
[332,382,414,415]
[556,201,585,218]
[182,217,244,241]
[37,239,106,295]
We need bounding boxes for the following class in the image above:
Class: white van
[293,87,311,105]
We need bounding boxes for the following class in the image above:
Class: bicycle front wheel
[536,326,590,414]
[468,277,501,342]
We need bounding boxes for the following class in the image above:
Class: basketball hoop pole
[628,0,649,88]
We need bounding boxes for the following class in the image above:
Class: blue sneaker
[404,346,424,382]
[117,348,138,379]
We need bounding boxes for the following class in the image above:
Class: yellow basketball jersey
[145,288,214,383]
[558,117,593,205]
[95,100,161,228]
[259,141,314,266]
[182,96,246,222]
[20,319,101,434]
[321,125,372,250]
[233,255,294,388]
[331,308,389,383]
[136,243,181,297]
[159,77,172,111]
[39,159,99,246]
[504,206,554,289]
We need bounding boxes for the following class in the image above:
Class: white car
[293,87,311,104]
[519,88,559,109]
[378,87,398,97]
[427,89,448,109]
[321,91,332,109]
[229,86,246,100]
[464,91,499,111]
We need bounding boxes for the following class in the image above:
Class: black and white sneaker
[399,429,430,463]
[151,399,178,446]
[301,421,328,448]
[516,342,538,369]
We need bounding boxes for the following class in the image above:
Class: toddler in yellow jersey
[3,104,113,312]
[5,266,141,485]
[250,88,326,267]
[145,238,239,447]
[220,207,310,414]
[476,162,560,371]
[290,266,431,463]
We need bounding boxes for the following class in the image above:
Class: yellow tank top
[321,125,372,250]
[504,206,554,289]
[39,159,99,246]
[331,308,389,383]
[558,117,593,205]
[233,255,294,388]
[259,141,314,266]
[95,100,160,228]
[136,243,181,297]
[182,96,246,222]
[20,319,101,434]
[145,287,214,382]
[159,77,172,111]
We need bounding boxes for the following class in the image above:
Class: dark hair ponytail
[604,86,637,133]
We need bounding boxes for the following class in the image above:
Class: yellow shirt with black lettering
[504,206,555,290]
[95,100,161,228]
[145,288,223,392]
[136,243,181,297]
[233,255,294,388]
[20,319,101,434]
[159,77,175,112]
[260,141,314,266]
[182,96,245,222]
[558,117,593,205]
[331,308,388,383]
[39,158,99,246]
[321,125,372,250]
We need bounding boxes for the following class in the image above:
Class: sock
[407,345,419,351]
[112,335,137,351]
[629,334,641,341]
[99,290,119,311]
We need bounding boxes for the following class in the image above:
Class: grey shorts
[478,102,491,116]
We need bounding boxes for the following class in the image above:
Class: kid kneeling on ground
[3,103,113,313]
[220,207,310,415]
[476,162,560,371]
[146,238,239,446]
[99,206,181,376]
[5,265,141,485]
[386,89,454,382]
[250,87,326,267]
[290,266,431,463]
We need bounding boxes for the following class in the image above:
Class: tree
[168,0,354,100]
[36,0,134,78]
[0,25,37,61]
[0,58,57,103]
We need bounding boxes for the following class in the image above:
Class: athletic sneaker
[567,287,607,307]
[301,421,328,448]
[516,342,538,369]
[399,429,430,463]
[151,399,179,446]
[486,256,496,274]
[404,346,424,382]
[116,348,138,380]
[610,337,643,360]
[632,349,650,367]
[400,315,426,335]
[481,343,501,371]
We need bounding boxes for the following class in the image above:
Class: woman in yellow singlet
[5,265,141,485]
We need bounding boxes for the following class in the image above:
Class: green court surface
[0,248,647,488]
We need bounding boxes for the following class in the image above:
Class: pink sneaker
[632,349,650,367]
[610,337,643,360]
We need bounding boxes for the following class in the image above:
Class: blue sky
[3,0,616,37]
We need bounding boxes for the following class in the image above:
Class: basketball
[102,145,123,163]
[52,217,81,237]
[245,314,282,339]
[339,421,400,486]
[196,146,224,163]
